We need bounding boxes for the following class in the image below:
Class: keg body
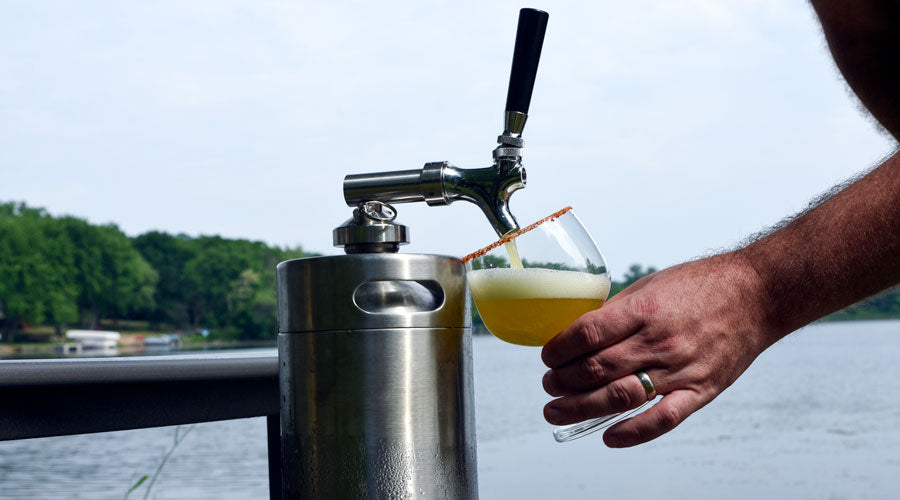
[277,254,477,499]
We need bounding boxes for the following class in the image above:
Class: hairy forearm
[738,150,900,340]
[810,0,900,139]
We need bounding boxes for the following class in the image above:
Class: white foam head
[467,268,611,300]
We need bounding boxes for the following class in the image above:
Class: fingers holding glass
[542,342,649,397]
[543,370,663,426]
[602,389,701,448]
[540,301,642,370]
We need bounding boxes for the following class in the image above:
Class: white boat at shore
[64,330,121,353]
[143,333,180,347]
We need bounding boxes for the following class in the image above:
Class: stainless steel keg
[277,203,476,498]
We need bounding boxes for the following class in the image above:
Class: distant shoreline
[0,336,274,359]
[4,317,897,359]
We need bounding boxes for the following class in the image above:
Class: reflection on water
[1,321,899,499]
[0,420,270,499]
[0,342,275,361]
[62,345,120,357]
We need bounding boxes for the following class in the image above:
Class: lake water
[1,320,899,499]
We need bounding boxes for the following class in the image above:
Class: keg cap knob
[333,201,409,254]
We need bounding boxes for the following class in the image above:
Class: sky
[1,0,897,280]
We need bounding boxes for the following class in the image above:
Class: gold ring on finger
[634,370,657,401]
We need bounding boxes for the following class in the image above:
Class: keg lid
[333,201,409,254]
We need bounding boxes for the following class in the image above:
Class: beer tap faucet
[342,8,549,237]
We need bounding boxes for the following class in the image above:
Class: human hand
[541,251,779,447]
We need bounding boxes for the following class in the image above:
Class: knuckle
[581,355,608,383]
[635,293,660,321]
[683,358,712,382]
[678,365,711,394]
[697,360,716,380]
[657,403,682,430]
[606,304,640,336]
[574,320,601,349]
[569,397,588,421]
[607,380,635,410]
[601,304,627,327]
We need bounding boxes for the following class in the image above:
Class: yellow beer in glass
[467,268,610,346]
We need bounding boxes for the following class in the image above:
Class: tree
[37,213,81,337]
[180,236,315,337]
[622,264,658,286]
[469,254,509,270]
[610,263,659,297]
[96,224,158,319]
[0,203,79,340]
[56,218,157,327]
[0,210,47,336]
[182,239,253,328]
[227,269,277,339]
[133,231,194,328]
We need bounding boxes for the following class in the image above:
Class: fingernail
[545,406,564,424]
[605,434,622,448]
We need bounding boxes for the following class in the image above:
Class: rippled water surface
[1,320,898,499]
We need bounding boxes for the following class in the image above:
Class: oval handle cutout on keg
[353,280,445,314]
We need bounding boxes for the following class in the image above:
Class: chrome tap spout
[339,8,547,239]
[436,161,526,236]
[343,158,525,237]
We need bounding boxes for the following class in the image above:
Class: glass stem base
[553,399,654,443]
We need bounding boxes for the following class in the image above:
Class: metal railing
[0,352,282,499]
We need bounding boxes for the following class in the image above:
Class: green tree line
[0,202,314,341]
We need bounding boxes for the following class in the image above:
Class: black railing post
[266,414,282,499]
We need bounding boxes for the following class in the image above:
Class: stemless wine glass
[464,206,653,442]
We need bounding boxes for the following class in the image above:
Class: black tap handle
[505,8,549,115]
